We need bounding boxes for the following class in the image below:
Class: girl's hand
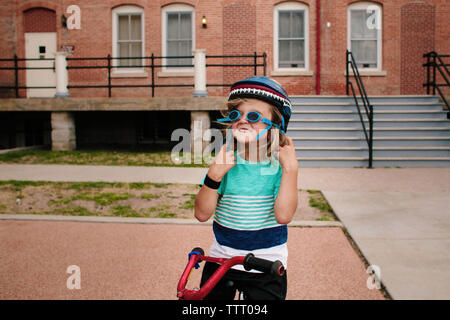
[208,143,236,181]
[277,136,298,172]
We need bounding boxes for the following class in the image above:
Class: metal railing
[67,54,195,98]
[423,51,450,118]
[0,55,56,97]
[0,53,266,98]
[346,50,374,169]
[206,52,266,88]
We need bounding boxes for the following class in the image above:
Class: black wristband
[203,174,221,190]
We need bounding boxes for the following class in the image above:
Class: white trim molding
[347,2,382,71]
[161,3,195,74]
[273,2,310,73]
[112,5,145,75]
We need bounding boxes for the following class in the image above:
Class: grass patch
[307,190,336,221]
[0,149,210,167]
[110,205,140,217]
[55,206,96,216]
[140,193,160,200]
[72,192,133,206]
[180,194,196,210]
[156,211,177,218]
[0,180,198,219]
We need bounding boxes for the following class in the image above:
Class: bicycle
[177,247,285,300]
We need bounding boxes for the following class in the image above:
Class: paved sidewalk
[0,164,449,191]
[0,164,450,299]
[323,191,450,300]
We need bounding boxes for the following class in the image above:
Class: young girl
[194,76,298,300]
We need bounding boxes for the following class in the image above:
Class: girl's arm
[274,137,298,224]
[194,144,236,222]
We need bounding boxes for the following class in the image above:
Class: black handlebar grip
[190,247,205,256]
[243,253,285,276]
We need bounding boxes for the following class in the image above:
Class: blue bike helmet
[228,76,292,132]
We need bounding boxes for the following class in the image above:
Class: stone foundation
[51,112,76,151]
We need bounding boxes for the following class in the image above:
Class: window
[112,5,144,71]
[162,4,195,71]
[348,2,382,69]
[274,2,309,71]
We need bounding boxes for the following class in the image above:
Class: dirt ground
[0,181,331,221]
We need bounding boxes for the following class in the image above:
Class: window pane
[178,40,192,65]
[167,13,178,40]
[279,12,290,38]
[292,40,305,66]
[351,40,377,68]
[118,43,129,66]
[167,41,178,65]
[130,42,142,66]
[292,11,304,38]
[279,40,290,63]
[179,40,192,56]
[351,9,376,39]
[180,13,192,40]
[130,14,141,40]
[118,15,129,41]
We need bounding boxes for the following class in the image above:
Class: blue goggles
[218,110,285,140]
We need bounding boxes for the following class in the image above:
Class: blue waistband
[213,221,287,251]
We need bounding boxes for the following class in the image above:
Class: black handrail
[346,50,374,169]
[205,52,266,87]
[423,51,449,118]
[0,53,266,98]
[0,55,56,97]
[66,54,195,98]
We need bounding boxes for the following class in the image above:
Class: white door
[25,32,57,97]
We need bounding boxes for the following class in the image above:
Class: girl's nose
[236,113,249,124]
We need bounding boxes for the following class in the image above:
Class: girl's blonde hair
[218,98,289,158]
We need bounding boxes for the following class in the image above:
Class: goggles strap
[256,124,272,140]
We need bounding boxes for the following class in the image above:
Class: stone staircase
[288,95,450,167]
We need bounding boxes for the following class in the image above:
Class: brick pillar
[51,112,76,151]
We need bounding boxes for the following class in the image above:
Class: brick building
[1,0,449,98]
[0,1,449,166]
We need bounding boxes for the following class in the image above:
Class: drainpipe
[316,0,321,95]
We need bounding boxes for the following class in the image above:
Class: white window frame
[347,2,382,71]
[112,5,145,74]
[273,2,309,72]
[161,4,195,73]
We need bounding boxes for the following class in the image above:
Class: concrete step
[292,136,450,147]
[297,156,450,167]
[290,110,447,120]
[290,95,440,104]
[288,119,450,128]
[287,127,450,137]
[289,95,449,167]
[292,103,445,112]
[295,146,450,158]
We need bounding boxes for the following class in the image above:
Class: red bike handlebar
[177,247,285,300]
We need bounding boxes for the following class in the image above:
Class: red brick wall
[0,0,16,97]
[222,2,257,95]
[24,7,56,32]
[400,2,435,95]
[1,0,449,98]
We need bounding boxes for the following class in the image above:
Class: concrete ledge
[0,214,343,228]
[0,97,227,112]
